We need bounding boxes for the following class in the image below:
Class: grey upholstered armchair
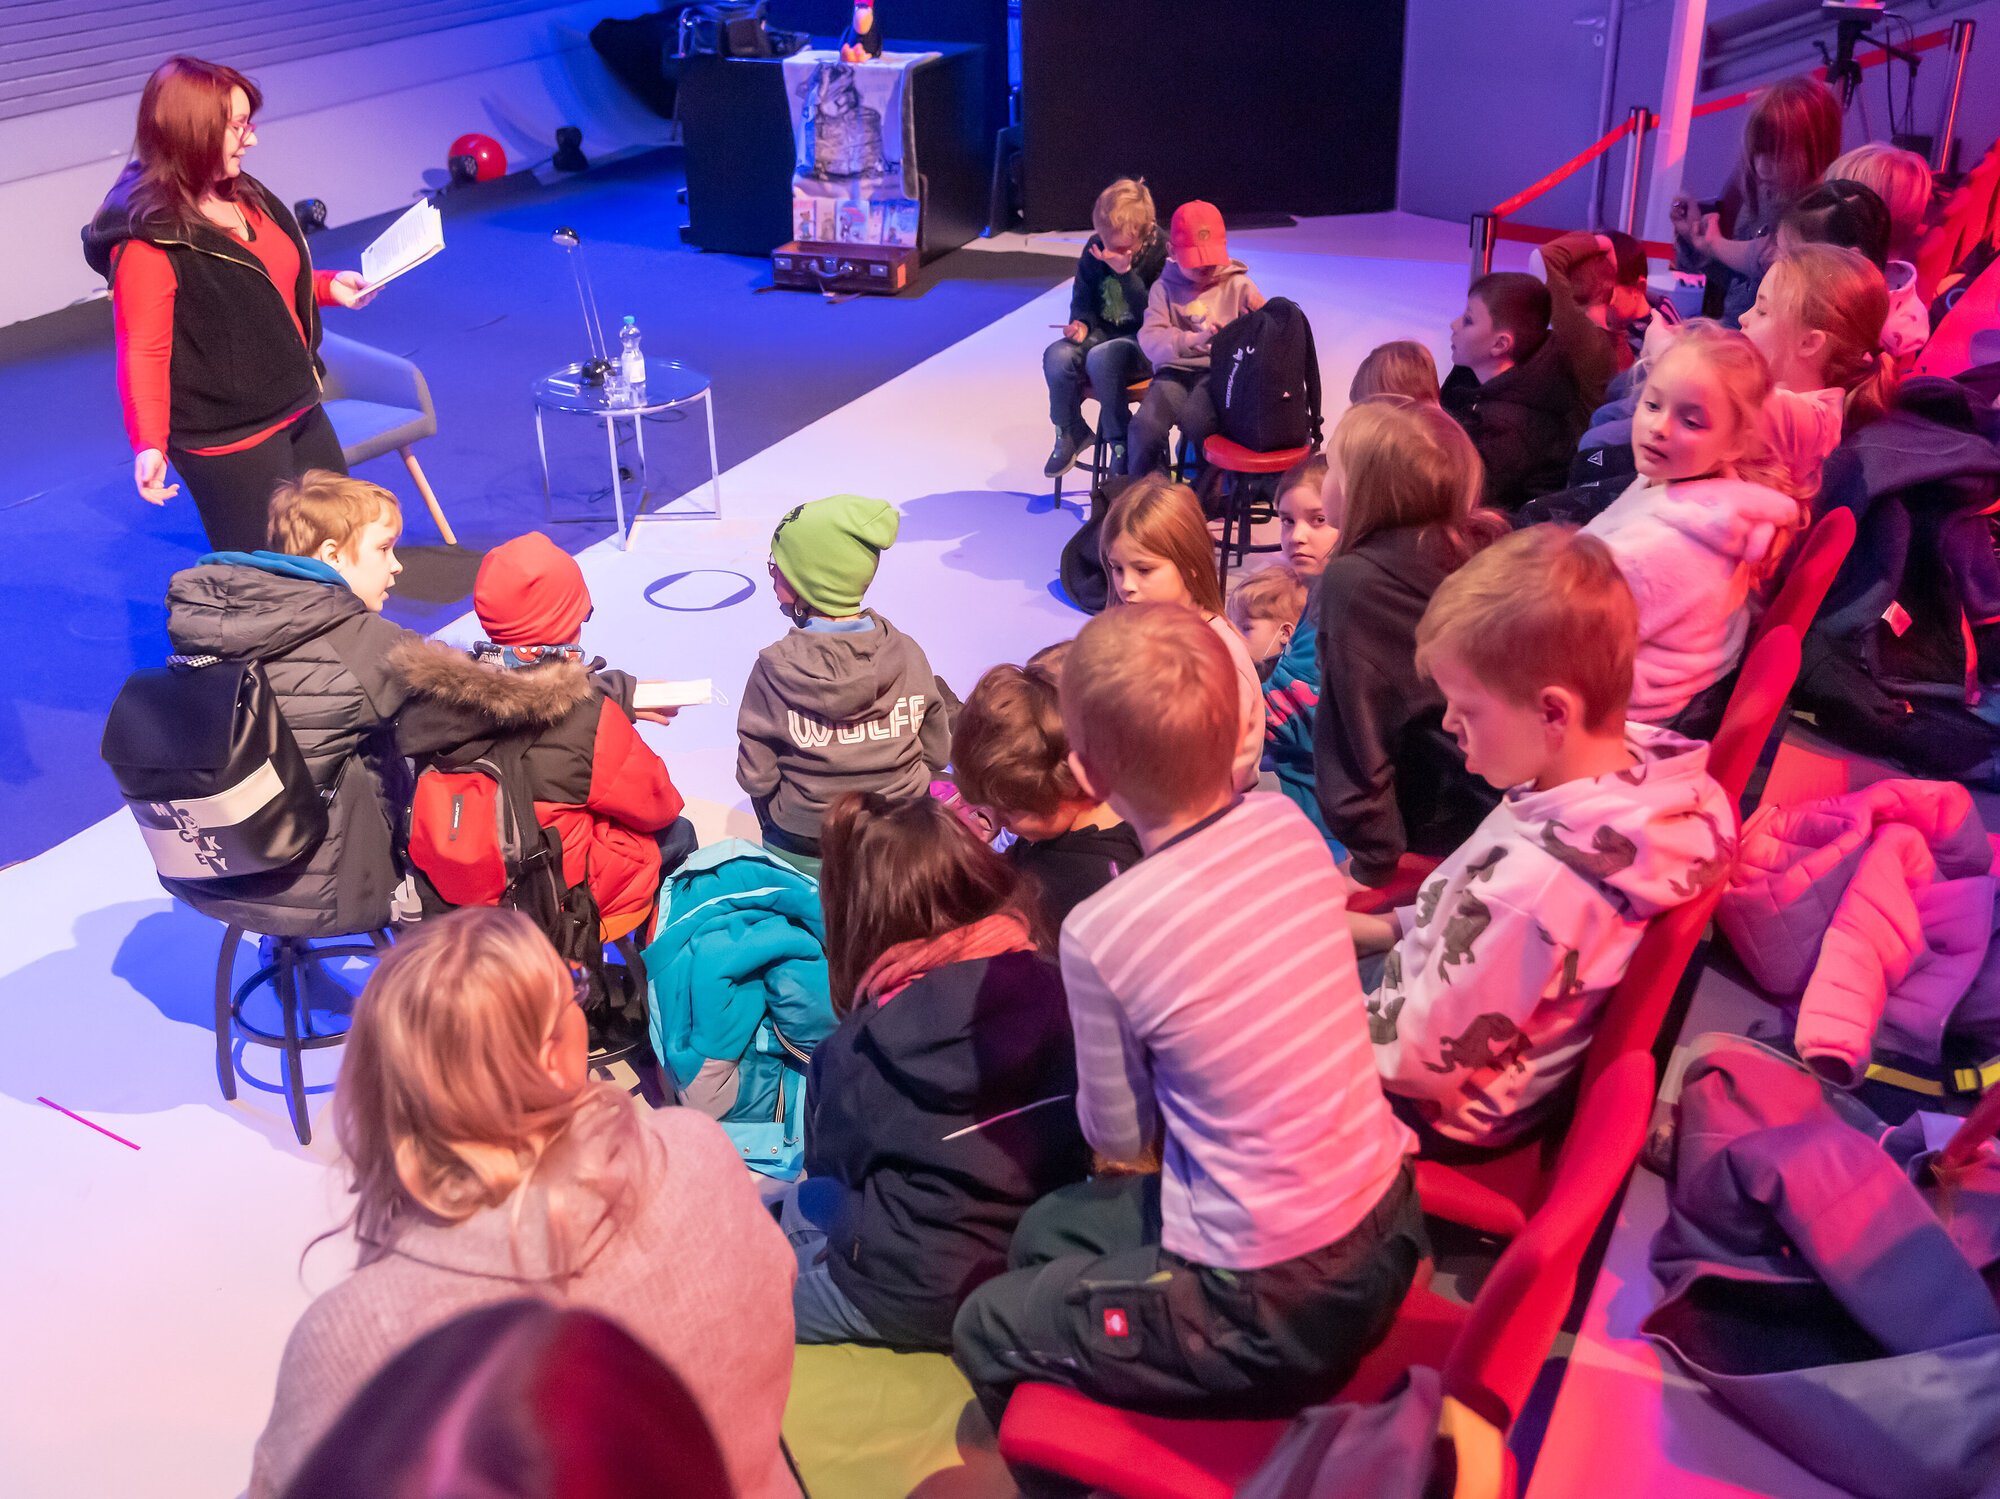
[318,331,458,546]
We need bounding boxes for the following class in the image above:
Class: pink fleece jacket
[1584,475,1804,723]
[1717,779,1998,1085]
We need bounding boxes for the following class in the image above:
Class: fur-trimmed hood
[392,637,596,727]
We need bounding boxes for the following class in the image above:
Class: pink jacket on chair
[1716,780,1998,1085]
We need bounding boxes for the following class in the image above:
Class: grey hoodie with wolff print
[735,610,952,848]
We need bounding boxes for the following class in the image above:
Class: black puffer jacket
[803,951,1090,1350]
[1313,527,1501,886]
[165,557,420,936]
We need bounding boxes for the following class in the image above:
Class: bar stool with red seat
[1203,434,1310,587]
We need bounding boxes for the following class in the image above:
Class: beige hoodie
[1138,259,1265,372]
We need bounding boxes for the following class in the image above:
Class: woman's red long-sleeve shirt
[114,203,339,456]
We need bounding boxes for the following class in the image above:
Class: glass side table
[532,357,722,550]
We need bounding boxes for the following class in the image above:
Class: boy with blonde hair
[163,470,423,934]
[1044,178,1171,478]
[1354,527,1734,1148]
[953,603,1422,1427]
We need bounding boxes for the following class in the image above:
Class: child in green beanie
[737,495,954,875]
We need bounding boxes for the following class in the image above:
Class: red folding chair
[1752,507,1855,649]
[1705,625,1802,810]
[996,1049,1657,1499]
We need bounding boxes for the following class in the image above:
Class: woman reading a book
[83,56,379,551]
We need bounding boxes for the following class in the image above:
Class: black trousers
[1125,367,1215,476]
[951,1161,1425,1432]
[170,403,347,553]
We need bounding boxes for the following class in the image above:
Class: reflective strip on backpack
[129,758,285,878]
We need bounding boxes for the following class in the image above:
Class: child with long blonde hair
[1740,242,1898,493]
[1098,475,1264,790]
[1314,398,1508,886]
[247,909,799,1499]
[1583,320,1806,730]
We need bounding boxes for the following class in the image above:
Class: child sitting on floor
[1353,527,1735,1149]
[1099,475,1265,791]
[1581,320,1806,734]
[1442,271,1598,511]
[1314,401,1507,889]
[737,495,953,877]
[1350,340,1441,404]
[1127,201,1265,476]
[1044,177,1170,479]
[1775,180,1925,360]
[394,532,690,945]
[1227,455,1345,855]
[952,603,1423,1427]
[952,661,1142,929]
[783,792,1089,1352]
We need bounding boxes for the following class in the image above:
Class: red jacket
[393,639,684,940]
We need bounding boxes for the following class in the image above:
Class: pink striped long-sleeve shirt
[1059,792,1415,1270]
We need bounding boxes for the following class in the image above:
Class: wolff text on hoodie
[736,610,952,846]
[1367,724,1735,1144]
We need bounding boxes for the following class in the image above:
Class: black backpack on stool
[100,656,329,896]
[1208,297,1324,453]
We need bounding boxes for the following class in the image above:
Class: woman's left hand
[326,271,378,309]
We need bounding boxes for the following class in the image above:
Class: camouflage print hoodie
[1366,722,1734,1145]
[735,609,952,847]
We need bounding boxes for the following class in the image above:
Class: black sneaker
[1043,426,1088,478]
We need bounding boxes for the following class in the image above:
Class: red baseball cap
[475,531,593,646]
[1169,201,1228,267]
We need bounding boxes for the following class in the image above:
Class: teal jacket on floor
[644,840,836,1142]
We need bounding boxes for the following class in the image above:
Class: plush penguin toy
[840,1,883,61]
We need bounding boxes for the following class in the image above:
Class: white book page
[632,679,718,710]
[360,200,444,289]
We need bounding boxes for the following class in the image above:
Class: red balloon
[449,133,507,182]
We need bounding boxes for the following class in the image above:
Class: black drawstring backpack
[100,656,328,885]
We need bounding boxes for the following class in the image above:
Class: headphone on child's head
[472,641,586,668]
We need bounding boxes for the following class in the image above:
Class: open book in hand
[360,199,445,290]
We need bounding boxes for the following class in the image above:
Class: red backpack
[405,739,603,974]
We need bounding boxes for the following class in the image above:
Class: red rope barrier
[1693,25,1951,118]
[1491,113,1646,218]
[1493,220,1676,260]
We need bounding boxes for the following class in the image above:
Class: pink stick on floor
[36,1097,140,1150]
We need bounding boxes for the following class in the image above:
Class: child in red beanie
[394,532,691,945]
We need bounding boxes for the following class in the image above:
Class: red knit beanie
[474,533,592,646]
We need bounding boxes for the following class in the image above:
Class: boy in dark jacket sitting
[737,495,953,877]
[163,471,422,936]
[1442,270,1604,512]
[1043,178,1170,478]
[394,532,688,944]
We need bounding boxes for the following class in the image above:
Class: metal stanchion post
[1932,19,1976,176]
[1621,108,1651,235]
[1469,213,1496,284]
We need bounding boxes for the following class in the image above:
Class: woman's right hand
[134,449,179,505]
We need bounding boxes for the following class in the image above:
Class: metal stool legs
[214,928,389,1145]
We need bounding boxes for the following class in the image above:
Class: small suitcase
[772,240,917,295]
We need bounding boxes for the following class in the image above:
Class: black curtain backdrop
[1020,0,1406,230]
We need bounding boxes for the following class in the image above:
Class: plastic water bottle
[619,316,646,405]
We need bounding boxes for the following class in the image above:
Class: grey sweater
[735,610,952,844]
[248,1103,799,1499]
[1137,259,1264,373]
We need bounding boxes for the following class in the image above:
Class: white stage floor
[0,211,1817,1499]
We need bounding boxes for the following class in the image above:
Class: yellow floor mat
[783,1343,1019,1499]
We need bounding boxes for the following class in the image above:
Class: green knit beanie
[769,494,900,616]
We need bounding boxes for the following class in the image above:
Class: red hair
[130,56,262,228]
